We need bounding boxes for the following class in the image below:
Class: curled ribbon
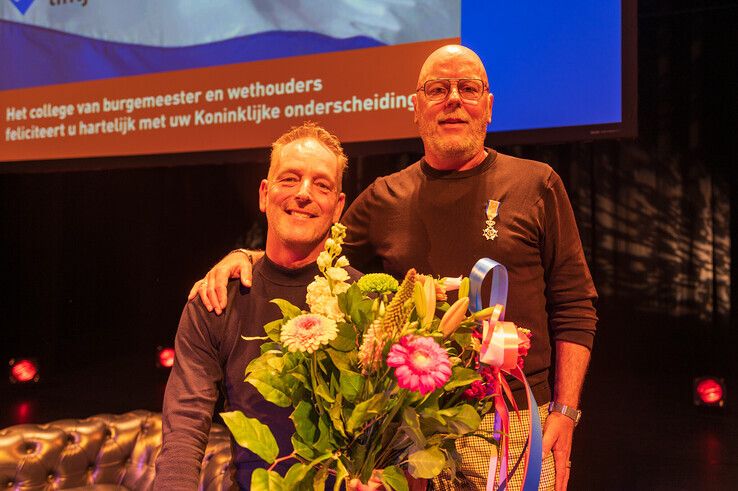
[469,258,542,491]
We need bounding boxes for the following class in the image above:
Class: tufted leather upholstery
[0,410,233,490]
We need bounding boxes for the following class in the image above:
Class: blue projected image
[462,0,622,132]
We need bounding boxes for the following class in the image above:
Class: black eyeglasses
[417,78,488,102]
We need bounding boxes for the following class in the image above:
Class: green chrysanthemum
[357,273,399,295]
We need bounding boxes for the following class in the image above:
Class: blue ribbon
[469,258,509,316]
[468,258,542,491]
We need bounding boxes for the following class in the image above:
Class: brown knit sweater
[341,149,598,406]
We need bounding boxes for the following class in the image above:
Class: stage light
[11,401,36,424]
[9,358,40,383]
[157,347,175,368]
[693,377,725,407]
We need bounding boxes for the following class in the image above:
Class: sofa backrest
[0,410,233,490]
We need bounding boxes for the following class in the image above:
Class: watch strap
[548,401,581,425]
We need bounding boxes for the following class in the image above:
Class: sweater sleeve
[154,299,223,490]
[342,181,380,270]
[541,171,598,349]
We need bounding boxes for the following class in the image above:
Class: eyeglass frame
[416,78,490,102]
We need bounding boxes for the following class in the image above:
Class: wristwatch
[548,401,582,426]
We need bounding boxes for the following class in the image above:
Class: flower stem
[268,451,298,471]
[311,352,324,415]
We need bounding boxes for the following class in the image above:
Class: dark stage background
[2,2,737,489]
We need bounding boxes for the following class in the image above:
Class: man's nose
[295,179,313,200]
[446,84,462,105]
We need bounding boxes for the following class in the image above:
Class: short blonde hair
[269,122,348,191]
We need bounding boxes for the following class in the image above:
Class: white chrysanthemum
[306,276,349,321]
[280,313,338,354]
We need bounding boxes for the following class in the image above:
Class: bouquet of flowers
[222,224,532,490]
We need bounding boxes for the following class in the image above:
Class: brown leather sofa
[0,410,233,490]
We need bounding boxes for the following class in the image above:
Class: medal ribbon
[486,199,500,222]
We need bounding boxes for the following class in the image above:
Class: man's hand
[187,250,261,314]
[347,471,384,491]
[545,340,590,491]
[542,411,574,491]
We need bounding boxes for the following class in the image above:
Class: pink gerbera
[386,335,452,394]
[280,313,337,354]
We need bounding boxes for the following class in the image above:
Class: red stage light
[158,347,175,368]
[694,377,725,407]
[12,401,36,424]
[9,358,39,383]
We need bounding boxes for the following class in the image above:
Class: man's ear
[487,93,494,124]
[332,193,346,223]
[259,179,269,212]
[411,94,418,124]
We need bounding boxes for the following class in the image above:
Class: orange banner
[0,39,458,162]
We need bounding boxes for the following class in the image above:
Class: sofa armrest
[0,411,233,490]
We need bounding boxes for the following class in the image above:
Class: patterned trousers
[432,404,555,490]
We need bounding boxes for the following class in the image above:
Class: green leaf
[442,404,482,435]
[251,468,286,491]
[427,441,457,478]
[247,378,292,407]
[245,353,301,407]
[289,367,310,385]
[337,283,362,316]
[339,369,364,403]
[407,447,446,479]
[313,466,329,491]
[291,401,318,445]
[291,434,315,460]
[381,465,409,491]
[315,378,336,404]
[328,393,347,438]
[443,366,481,391]
[220,411,279,464]
[329,322,357,352]
[263,319,284,342]
[450,330,473,349]
[283,463,312,489]
[416,390,441,412]
[351,297,375,326]
[400,407,426,448]
[330,371,340,393]
[245,352,270,375]
[284,452,332,491]
[346,393,386,434]
[326,348,353,371]
[314,414,334,453]
[267,355,285,371]
[259,341,283,354]
[271,298,303,319]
